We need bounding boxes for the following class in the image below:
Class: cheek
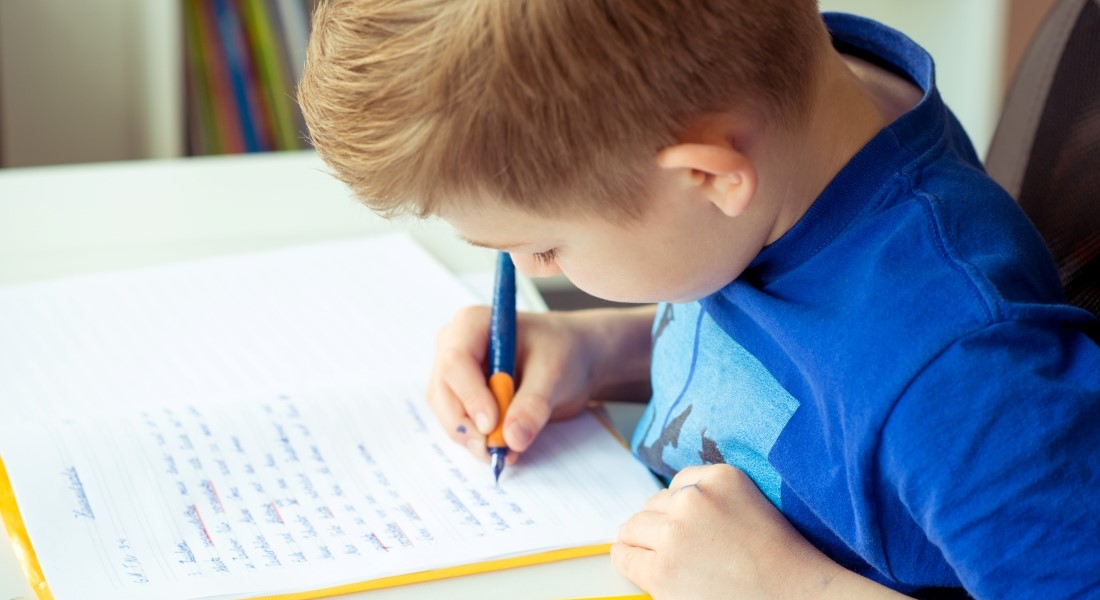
[566,253,721,304]
[560,259,674,304]
[510,254,562,279]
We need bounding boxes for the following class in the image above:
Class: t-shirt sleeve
[878,319,1100,599]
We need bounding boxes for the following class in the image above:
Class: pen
[487,252,517,484]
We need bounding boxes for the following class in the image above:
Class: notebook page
[0,234,661,599]
[0,235,465,421]
[0,385,659,600]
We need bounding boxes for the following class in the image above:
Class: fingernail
[466,438,485,455]
[474,412,492,434]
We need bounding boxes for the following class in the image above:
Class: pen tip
[489,449,506,485]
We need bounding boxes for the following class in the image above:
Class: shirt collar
[742,12,948,282]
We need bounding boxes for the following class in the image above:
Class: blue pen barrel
[487,252,516,455]
[488,252,516,376]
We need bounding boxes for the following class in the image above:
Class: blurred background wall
[0,0,1057,168]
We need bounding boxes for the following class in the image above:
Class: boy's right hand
[426,305,655,463]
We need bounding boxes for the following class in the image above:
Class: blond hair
[299,0,827,219]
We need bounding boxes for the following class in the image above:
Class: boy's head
[298,0,828,222]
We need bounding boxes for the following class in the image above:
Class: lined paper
[0,236,464,420]
[0,235,661,600]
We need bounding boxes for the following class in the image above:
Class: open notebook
[0,235,661,600]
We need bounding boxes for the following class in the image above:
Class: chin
[569,283,647,305]
[568,273,727,306]
[576,286,707,306]
[659,282,733,305]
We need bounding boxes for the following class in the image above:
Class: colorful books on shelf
[183,0,314,155]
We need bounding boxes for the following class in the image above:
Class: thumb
[501,373,557,453]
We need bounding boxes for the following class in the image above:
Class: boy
[299,1,1100,598]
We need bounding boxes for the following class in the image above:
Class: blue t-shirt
[631,13,1100,598]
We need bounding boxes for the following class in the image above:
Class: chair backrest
[986,0,1100,333]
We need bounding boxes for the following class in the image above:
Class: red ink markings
[193,504,215,547]
[270,502,284,524]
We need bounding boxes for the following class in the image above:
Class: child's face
[441,169,763,304]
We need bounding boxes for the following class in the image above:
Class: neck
[755,49,899,245]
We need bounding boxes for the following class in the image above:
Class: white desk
[0,151,646,600]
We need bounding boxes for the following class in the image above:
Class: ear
[657,143,757,217]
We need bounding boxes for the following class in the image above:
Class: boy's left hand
[611,464,844,600]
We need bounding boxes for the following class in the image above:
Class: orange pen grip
[487,372,515,448]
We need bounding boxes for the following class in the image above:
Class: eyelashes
[532,248,558,265]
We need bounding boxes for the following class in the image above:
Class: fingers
[438,351,499,435]
[425,375,485,458]
[609,542,659,594]
[639,473,706,514]
[666,464,717,489]
[615,464,826,599]
[640,464,733,516]
[616,509,668,549]
[500,365,559,453]
[426,306,501,461]
[427,306,557,463]
[612,476,720,598]
[436,307,500,433]
[503,314,593,452]
[642,487,672,511]
[612,509,678,596]
[427,306,600,462]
